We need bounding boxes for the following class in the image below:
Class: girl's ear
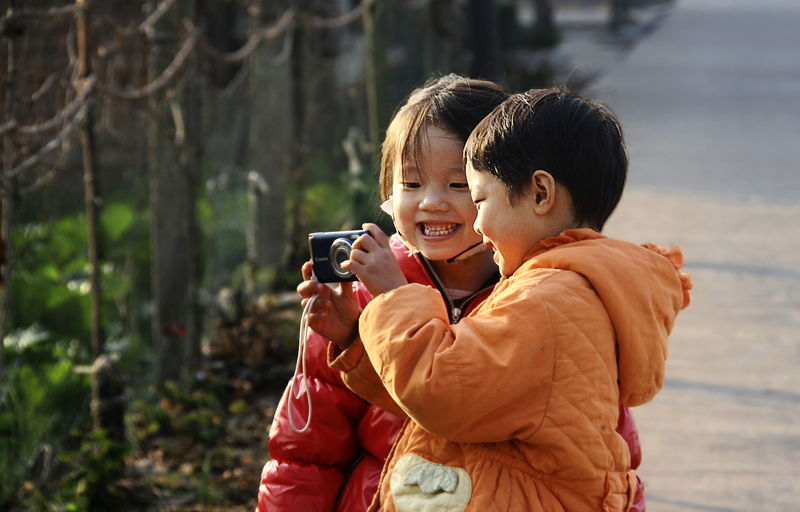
[531,170,557,214]
[380,196,394,217]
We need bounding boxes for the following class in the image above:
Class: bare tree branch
[306,0,377,30]
[0,75,96,137]
[100,28,199,100]
[140,0,178,38]
[14,4,84,18]
[198,9,295,64]
[3,104,86,181]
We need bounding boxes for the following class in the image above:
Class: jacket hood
[390,235,431,285]
[520,229,692,407]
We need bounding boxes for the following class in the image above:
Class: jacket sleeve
[329,337,408,419]
[328,273,409,419]
[359,282,559,443]
[257,329,368,512]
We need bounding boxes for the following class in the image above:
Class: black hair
[380,74,510,201]
[465,88,628,231]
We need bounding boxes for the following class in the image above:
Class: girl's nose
[420,189,448,211]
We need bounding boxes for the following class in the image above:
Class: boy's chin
[497,257,518,277]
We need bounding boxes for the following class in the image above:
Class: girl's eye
[450,182,469,189]
[401,182,421,189]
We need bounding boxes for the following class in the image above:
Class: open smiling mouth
[418,223,459,237]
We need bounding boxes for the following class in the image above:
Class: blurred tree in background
[0,0,616,508]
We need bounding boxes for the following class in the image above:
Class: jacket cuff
[328,338,408,420]
[328,337,366,373]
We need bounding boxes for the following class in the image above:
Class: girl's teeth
[423,224,457,236]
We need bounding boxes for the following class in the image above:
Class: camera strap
[445,241,487,263]
[288,290,318,434]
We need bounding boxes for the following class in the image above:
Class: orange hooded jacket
[355,229,691,512]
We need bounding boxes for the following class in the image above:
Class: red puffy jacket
[257,236,646,512]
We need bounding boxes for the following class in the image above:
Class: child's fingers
[298,260,324,298]
[351,235,375,254]
[301,296,331,313]
[339,280,355,300]
[297,279,324,299]
[301,261,314,281]
[305,310,330,329]
[359,222,389,248]
[341,256,364,277]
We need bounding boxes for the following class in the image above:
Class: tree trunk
[148,0,189,384]
[176,0,201,386]
[0,0,21,384]
[610,0,631,32]
[534,0,554,29]
[245,0,290,293]
[363,2,388,171]
[468,0,502,81]
[77,0,126,442]
[77,0,105,435]
[280,20,307,279]
[77,0,103,371]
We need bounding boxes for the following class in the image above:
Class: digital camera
[308,230,368,283]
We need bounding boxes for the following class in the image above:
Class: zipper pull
[451,307,462,324]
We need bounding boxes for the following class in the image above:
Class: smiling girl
[258,75,509,512]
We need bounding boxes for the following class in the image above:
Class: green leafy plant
[0,344,91,505]
[55,429,131,511]
[1,203,149,506]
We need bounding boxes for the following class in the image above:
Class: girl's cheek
[462,202,478,224]
[395,192,420,215]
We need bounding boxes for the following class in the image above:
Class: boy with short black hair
[345,87,692,511]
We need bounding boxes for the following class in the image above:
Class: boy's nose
[473,219,483,236]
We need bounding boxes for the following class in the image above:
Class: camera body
[308,229,368,283]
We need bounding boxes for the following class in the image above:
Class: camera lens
[329,238,354,279]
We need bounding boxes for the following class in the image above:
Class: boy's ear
[531,170,556,214]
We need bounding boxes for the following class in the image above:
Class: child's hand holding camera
[299,224,406,347]
[297,262,361,349]
[343,223,408,298]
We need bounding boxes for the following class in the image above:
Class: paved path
[560,1,800,510]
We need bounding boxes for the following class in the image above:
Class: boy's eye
[450,182,469,189]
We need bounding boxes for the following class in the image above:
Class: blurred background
[1,0,798,510]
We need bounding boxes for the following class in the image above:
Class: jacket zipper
[420,257,498,324]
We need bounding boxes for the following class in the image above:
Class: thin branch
[3,104,86,181]
[31,68,64,102]
[265,20,294,66]
[306,0,377,30]
[14,4,84,18]
[198,9,295,64]
[139,0,178,38]
[20,165,61,195]
[100,28,199,100]
[0,75,96,137]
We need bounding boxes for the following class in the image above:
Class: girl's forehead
[395,149,465,185]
